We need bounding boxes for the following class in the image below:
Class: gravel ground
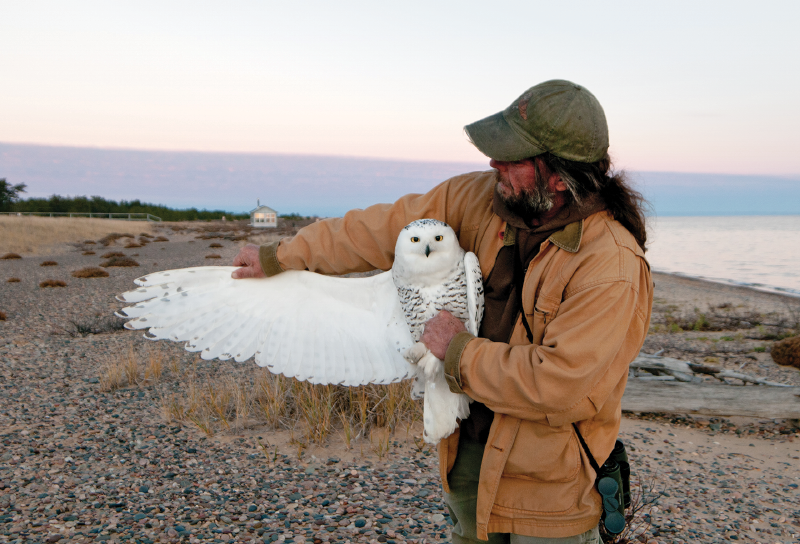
[1,226,799,544]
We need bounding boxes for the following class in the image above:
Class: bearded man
[233,79,653,544]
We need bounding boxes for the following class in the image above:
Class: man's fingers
[233,245,257,267]
[231,266,255,279]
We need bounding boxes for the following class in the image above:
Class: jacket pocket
[493,421,581,514]
[526,298,561,346]
[503,421,580,482]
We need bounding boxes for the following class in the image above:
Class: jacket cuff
[258,242,284,277]
[444,331,475,394]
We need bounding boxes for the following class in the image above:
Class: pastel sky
[2,1,799,176]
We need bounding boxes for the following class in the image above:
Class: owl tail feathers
[421,359,471,445]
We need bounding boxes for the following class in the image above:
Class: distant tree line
[0,180,318,221]
[4,191,252,221]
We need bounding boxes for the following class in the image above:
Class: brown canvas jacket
[263,170,653,539]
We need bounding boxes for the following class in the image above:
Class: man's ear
[552,175,568,192]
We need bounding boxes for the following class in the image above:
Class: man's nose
[489,159,508,171]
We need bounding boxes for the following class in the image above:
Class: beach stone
[771,336,800,369]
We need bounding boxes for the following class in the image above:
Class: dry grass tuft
[2,253,22,260]
[124,242,142,248]
[208,242,223,248]
[205,254,222,259]
[82,250,96,255]
[0,311,6,321]
[71,266,110,278]
[163,368,421,446]
[101,251,125,258]
[40,279,67,288]
[139,232,153,238]
[101,256,139,268]
[83,240,96,244]
[153,236,169,242]
[0,217,151,255]
[100,345,172,392]
[7,278,21,283]
[40,260,58,266]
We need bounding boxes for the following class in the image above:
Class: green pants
[443,441,601,544]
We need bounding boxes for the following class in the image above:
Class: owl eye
[435,235,443,241]
[410,236,420,243]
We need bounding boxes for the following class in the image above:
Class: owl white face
[393,219,464,283]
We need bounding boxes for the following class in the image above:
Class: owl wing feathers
[117,266,416,386]
[463,252,485,336]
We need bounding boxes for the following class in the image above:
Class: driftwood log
[622,352,800,420]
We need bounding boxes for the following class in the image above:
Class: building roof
[249,205,278,214]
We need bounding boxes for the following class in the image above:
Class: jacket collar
[548,220,583,253]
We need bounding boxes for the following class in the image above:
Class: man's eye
[411,237,420,243]
[435,235,443,241]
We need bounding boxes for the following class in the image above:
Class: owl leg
[416,350,443,381]
[411,368,425,400]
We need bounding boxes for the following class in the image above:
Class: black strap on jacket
[513,239,535,344]
[572,423,601,474]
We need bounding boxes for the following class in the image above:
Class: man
[233,80,653,543]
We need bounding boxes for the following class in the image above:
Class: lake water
[645,215,800,297]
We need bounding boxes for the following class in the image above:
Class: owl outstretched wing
[116,266,416,386]
[463,252,484,336]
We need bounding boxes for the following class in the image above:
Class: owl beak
[425,244,431,257]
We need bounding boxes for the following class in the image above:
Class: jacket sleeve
[268,175,478,275]
[453,275,648,426]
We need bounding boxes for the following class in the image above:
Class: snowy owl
[116,219,484,444]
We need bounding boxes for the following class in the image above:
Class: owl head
[393,219,464,284]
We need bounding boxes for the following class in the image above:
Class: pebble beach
[1,223,799,544]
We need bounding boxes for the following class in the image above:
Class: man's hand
[420,310,466,360]
[231,244,266,279]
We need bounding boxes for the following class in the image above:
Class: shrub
[1,253,22,260]
[771,335,800,369]
[153,236,169,242]
[84,240,96,244]
[82,250,96,255]
[63,315,126,336]
[209,243,223,248]
[0,311,6,321]
[98,233,135,246]
[205,254,222,259]
[101,256,139,268]
[124,242,142,249]
[101,251,126,258]
[40,260,58,267]
[40,279,67,288]
[7,278,21,283]
[72,267,110,278]
[139,232,153,238]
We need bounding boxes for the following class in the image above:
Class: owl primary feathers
[117,219,484,444]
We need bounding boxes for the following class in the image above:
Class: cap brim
[464,112,545,162]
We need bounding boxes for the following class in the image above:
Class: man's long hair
[539,152,649,251]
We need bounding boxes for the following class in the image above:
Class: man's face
[490,158,562,219]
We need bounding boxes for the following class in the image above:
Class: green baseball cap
[464,79,608,163]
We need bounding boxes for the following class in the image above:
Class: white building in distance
[250,200,278,228]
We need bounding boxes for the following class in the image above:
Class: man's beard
[494,170,556,220]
